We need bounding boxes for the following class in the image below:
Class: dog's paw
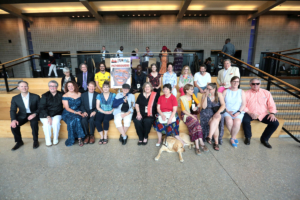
[155,157,159,161]
[180,159,184,163]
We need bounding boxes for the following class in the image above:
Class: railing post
[1,62,10,92]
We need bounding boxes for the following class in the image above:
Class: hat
[122,83,130,89]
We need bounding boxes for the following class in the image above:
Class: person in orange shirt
[242,78,279,148]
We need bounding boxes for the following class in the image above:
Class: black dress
[132,92,159,141]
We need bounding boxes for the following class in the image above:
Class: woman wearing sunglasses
[222,76,246,148]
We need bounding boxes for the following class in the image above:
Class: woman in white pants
[48,52,58,77]
[39,80,63,146]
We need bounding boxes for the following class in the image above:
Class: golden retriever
[155,133,194,163]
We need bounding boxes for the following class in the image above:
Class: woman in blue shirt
[95,81,116,145]
[112,83,135,145]
[163,63,177,97]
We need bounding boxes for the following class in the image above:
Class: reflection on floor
[0,138,299,200]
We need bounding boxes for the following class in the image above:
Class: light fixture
[133,14,135,16]
[184,14,186,16]
[205,14,207,16]
[298,15,300,17]
[93,15,95,17]
[77,16,80,17]
[88,15,90,17]
[138,14,140,16]
[194,14,196,16]
[199,14,201,16]
[154,14,156,16]
[82,15,85,17]
[72,16,75,18]
[143,14,145,16]
[189,14,191,16]
[128,15,130,16]
[149,14,151,16]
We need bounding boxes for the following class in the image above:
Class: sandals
[206,137,212,145]
[78,138,84,147]
[200,145,209,152]
[195,148,201,155]
[213,143,219,151]
[103,139,108,145]
[98,139,103,145]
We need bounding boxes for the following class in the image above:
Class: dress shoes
[33,141,39,149]
[89,135,95,144]
[261,140,272,148]
[119,134,123,143]
[84,136,90,144]
[244,138,251,145]
[122,136,128,145]
[11,142,24,151]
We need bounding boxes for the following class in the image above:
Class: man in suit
[10,81,40,151]
[101,46,110,62]
[217,59,240,89]
[76,63,94,93]
[81,81,99,144]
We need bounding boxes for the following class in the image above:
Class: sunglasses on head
[251,83,260,85]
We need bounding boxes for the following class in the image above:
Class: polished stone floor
[0,137,299,200]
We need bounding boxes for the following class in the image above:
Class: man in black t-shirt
[130,65,146,94]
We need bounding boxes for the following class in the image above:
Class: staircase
[0,79,22,91]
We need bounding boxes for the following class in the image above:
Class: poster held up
[110,58,131,89]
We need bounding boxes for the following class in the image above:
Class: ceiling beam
[176,0,192,21]
[0,4,33,23]
[248,0,286,20]
[80,0,103,22]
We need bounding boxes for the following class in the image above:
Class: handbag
[158,112,176,124]
[212,106,226,114]
[121,101,129,112]
[48,58,55,67]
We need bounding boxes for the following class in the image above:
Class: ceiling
[0,1,299,17]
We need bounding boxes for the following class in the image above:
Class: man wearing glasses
[194,64,211,96]
[39,80,63,147]
[242,78,278,148]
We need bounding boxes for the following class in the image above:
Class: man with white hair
[39,80,63,146]
[10,81,40,150]
[48,52,58,77]
[76,63,94,93]
[217,59,240,92]
[242,78,279,148]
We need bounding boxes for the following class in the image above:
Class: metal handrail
[0,54,40,67]
[274,47,300,53]
[220,52,300,93]
[268,52,300,62]
[264,56,300,68]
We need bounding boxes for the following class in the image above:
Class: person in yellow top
[180,84,208,155]
[95,63,110,93]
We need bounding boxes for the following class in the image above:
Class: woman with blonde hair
[178,65,193,96]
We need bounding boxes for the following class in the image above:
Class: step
[0,118,284,140]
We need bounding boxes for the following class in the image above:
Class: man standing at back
[116,46,124,58]
[101,46,110,62]
[77,63,94,93]
[142,46,154,62]
[222,38,235,57]
[10,81,40,151]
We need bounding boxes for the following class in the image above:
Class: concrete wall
[0,14,299,77]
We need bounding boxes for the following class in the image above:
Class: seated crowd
[10,59,279,154]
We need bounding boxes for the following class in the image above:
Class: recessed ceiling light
[77,16,80,17]
[154,14,156,16]
[205,14,207,16]
[143,14,145,16]
[138,14,140,16]
[93,15,95,17]
[194,14,196,16]
[149,14,151,16]
[72,16,75,18]
[184,14,186,16]
[189,14,191,16]
[199,14,201,16]
[122,15,124,17]
[128,15,130,16]
[88,15,90,17]
[82,16,85,17]
[133,14,135,16]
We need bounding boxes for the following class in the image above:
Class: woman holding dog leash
[180,84,209,155]
[153,83,185,146]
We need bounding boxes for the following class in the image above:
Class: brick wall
[0,14,299,77]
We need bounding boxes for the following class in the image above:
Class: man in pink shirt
[242,78,279,148]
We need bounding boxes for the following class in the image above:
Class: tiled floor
[0,137,299,200]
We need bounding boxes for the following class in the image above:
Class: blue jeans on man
[194,86,206,97]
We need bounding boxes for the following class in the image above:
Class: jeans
[194,86,206,96]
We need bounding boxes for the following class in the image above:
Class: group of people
[10,57,279,155]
